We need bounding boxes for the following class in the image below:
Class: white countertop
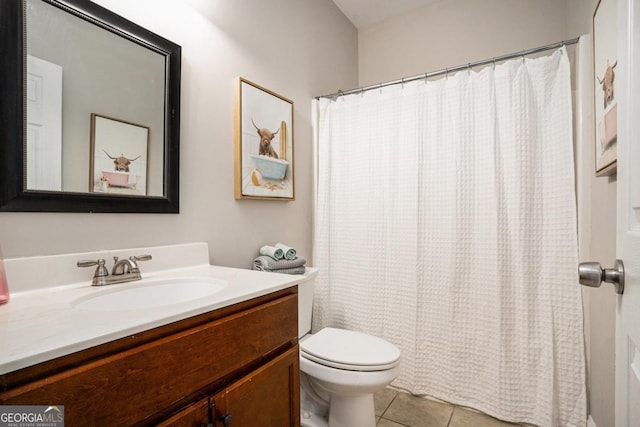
[0,263,308,375]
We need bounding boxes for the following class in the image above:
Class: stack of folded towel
[253,243,306,274]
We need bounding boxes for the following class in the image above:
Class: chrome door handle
[578,259,624,294]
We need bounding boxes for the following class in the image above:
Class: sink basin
[72,277,227,311]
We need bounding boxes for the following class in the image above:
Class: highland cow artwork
[234,78,294,200]
[90,114,149,195]
[593,0,618,176]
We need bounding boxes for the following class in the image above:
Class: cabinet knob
[220,414,233,426]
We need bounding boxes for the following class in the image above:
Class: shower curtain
[312,47,586,427]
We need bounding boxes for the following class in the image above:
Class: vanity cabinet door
[157,397,211,427]
[211,346,300,427]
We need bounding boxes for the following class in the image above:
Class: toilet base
[300,373,377,427]
[328,394,376,427]
[301,393,376,427]
[301,374,329,427]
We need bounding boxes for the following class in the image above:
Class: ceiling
[331,0,438,29]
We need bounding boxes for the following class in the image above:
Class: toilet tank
[297,267,318,338]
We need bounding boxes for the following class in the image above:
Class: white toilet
[298,268,401,427]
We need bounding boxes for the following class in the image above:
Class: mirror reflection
[25,0,166,197]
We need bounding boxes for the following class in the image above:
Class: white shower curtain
[313,48,586,427]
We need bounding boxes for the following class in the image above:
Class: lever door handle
[578,259,624,294]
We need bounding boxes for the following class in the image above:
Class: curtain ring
[424,72,428,84]
[338,89,344,101]
[492,57,496,70]
[360,87,365,97]
[401,77,406,88]
[445,67,449,79]
[379,83,383,94]
[467,63,471,75]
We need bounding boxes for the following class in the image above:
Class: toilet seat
[300,327,400,372]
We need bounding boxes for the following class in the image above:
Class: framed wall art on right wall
[593,0,618,176]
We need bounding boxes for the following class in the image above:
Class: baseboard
[587,415,597,427]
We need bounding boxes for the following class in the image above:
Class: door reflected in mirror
[26,54,62,192]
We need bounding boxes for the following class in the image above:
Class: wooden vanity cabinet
[0,287,300,427]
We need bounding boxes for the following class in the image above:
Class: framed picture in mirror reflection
[90,114,150,195]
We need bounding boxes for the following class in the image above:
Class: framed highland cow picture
[234,77,294,200]
[90,114,149,195]
[593,0,618,176]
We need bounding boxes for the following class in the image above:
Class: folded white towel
[260,245,284,260]
[253,256,307,271]
[258,266,306,275]
[275,243,297,260]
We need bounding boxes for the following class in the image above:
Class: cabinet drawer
[0,293,298,426]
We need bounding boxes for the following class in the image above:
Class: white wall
[358,1,616,426]
[358,0,569,86]
[0,0,358,269]
[567,1,617,426]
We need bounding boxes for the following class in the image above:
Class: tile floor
[374,388,523,427]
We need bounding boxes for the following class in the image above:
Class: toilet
[298,268,401,427]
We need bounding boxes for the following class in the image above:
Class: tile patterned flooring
[374,388,523,427]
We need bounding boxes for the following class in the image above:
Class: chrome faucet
[77,254,152,286]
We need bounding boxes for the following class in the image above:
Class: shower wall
[358,1,616,426]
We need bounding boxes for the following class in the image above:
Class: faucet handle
[77,258,108,273]
[77,259,101,268]
[130,254,152,262]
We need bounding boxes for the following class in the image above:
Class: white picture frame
[90,113,149,195]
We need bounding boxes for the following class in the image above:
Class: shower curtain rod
[315,37,580,100]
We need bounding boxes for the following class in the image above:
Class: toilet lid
[300,327,401,371]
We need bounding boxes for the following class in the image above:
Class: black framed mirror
[0,0,180,213]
